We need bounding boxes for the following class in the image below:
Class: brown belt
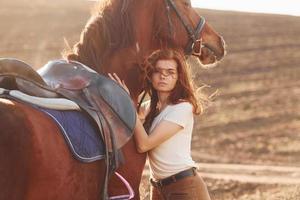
[150,167,197,187]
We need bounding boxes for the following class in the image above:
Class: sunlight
[191,0,300,16]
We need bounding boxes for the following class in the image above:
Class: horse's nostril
[215,37,226,60]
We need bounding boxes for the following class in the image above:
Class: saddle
[0,58,136,151]
[0,58,136,199]
[0,58,46,86]
[39,60,136,152]
[0,58,59,98]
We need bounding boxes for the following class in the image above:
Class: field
[1,0,299,199]
[191,9,300,200]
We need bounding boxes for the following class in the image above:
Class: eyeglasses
[152,68,178,79]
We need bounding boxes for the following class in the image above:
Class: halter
[137,0,206,111]
[164,0,206,56]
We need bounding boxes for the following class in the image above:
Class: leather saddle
[0,58,136,163]
[0,58,46,86]
[0,58,59,98]
[39,60,136,151]
[0,57,136,200]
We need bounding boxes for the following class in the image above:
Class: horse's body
[0,0,226,199]
[0,99,106,200]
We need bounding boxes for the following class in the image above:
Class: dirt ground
[0,0,299,199]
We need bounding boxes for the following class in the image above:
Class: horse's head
[66,0,225,69]
[153,0,226,66]
[65,0,226,101]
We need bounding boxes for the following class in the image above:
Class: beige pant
[150,172,211,200]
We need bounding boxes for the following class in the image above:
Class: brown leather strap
[150,168,197,187]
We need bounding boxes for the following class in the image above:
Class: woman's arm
[109,72,184,153]
[134,113,183,153]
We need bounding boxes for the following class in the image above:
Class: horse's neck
[134,3,158,50]
[102,2,160,102]
[101,48,142,104]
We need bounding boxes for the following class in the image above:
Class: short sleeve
[163,102,193,128]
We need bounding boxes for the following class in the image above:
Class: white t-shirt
[141,101,197,179]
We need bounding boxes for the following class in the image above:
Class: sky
[191,0,300,16]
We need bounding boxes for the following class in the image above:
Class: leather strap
[150,167,197,187]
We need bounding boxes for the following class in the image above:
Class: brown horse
[0,0,225,199]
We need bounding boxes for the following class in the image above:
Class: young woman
[109,49,211,200]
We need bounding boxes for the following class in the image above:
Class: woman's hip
[150,168,211,200]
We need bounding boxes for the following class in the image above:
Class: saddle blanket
[1,88,105,162]
[40,108,105,163]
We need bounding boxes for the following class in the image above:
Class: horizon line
[193,7,300,17]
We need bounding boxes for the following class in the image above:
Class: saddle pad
[7,89,80,110]
[40,108,105,163]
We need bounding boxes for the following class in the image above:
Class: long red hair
[142,49,202,131]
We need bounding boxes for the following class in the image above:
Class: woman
[109,49,211,200]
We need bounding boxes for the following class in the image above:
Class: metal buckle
[192,39,202,57]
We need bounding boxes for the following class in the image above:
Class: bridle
[164,0,206,56]
[137,0,207,111]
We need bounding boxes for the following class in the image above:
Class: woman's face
[151,59,178,94]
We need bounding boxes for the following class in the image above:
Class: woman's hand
[108,73,130,95]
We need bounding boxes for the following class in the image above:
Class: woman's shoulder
[163,101,193,127]
[170,100,193,111]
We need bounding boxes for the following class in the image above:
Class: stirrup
[109,172,134,200]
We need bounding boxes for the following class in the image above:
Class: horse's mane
[63,0,135,72]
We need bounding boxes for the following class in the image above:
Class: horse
[0,0,226,199]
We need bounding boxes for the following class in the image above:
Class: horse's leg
[108,138,147,200]
[0,99,106,200]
